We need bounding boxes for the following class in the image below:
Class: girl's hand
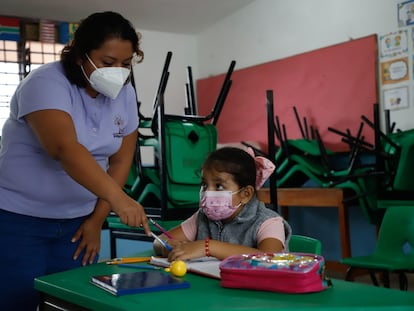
[168,240,205,261]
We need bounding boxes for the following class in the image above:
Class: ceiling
[1,0,254,34]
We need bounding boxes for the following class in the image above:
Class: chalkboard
[197,34,378,151]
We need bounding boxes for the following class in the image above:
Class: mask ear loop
[80,54,97,85]
[80,65,92,84]
[85,53,98,70]
[232,187,246,209]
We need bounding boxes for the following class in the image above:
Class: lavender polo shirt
[0,61,139,219]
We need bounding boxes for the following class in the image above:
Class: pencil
[106,257,152,265]
[150,231,173,251]
[149,218,174,239]
[117,264,161,270]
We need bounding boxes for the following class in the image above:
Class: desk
[257,188,350,261]
[35,262,414,311]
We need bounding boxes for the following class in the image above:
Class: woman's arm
[71,131,139,264]
[88,130,138,226]
[25,109,150,232]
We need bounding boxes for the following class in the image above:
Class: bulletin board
[196,34,378,152]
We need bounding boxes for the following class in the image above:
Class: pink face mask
[200,190,242,221]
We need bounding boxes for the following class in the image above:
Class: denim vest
[195,195,292,249]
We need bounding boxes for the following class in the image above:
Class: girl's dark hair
[60,11,144,87]
[203,147,256,188]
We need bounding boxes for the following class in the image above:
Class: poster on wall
[398,0,414,27]
[380,7,414,115]
[379,30,408,59]
[380,57,409,85]
[383,86,409,110]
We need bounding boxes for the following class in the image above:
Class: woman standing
[0,11,150,310]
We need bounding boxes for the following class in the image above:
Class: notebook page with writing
[150,256,221,279]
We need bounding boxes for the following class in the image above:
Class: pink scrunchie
[246,147,276,189]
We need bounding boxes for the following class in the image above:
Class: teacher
[0,11,150,310]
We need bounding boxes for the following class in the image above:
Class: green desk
[35,262,414,311]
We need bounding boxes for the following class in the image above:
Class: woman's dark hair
[60,11,144,87]
[203,147,256,188]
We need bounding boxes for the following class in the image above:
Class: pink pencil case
[219,253,331,293]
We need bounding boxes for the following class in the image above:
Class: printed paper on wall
[383,86,409,110]
[379,30,408,59]
[381,57,410,85]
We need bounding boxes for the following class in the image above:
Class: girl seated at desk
[153,147,292,261]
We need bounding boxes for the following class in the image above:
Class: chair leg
[110,229,117,259]
[345,267,355,281]
[381,271,390,288]
[369,271,380,287]
[399,272,408,291]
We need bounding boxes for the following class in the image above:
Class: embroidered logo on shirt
[113,114,125,137]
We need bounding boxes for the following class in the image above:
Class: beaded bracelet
[205,237,211,257]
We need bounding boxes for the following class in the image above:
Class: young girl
[153,146,291,261]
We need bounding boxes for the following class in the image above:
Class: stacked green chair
[137,115,218,217]
[272,108,381,224]
[341,205,414,291]
[274,107,370,186]
[360,105,414,203]
[381,129,414,193]
[136,59,236,220]
[123,55,166,200]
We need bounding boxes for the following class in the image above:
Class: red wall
[197,35,378,152]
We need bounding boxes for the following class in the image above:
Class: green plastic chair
[341,205,414,290]
[386,129,414,192]
[288,234,322,255]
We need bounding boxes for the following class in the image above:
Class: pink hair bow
[247,147,275,189]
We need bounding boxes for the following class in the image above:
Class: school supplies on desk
[106,257,151,265]
[90,270,190,296]
[150,256,221,279]
[219,252,331,293]
[117,264,162,270]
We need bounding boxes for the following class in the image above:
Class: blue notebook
[90,270,190,296]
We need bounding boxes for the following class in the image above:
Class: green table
[35,261,414,311]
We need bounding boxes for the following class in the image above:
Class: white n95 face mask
[82,54,131,100]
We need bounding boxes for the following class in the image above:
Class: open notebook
[150,256,221,279]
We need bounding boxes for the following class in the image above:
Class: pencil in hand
[150,231,173,251]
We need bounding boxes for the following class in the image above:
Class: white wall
[130,1,407,129]
[131,29,197,117]
[196,0,413,131]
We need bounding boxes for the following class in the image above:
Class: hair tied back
[246,147,275,189]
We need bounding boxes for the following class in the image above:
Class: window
[0,40,20,130]
[0,39,64,132]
